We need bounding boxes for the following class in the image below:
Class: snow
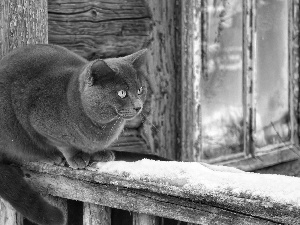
[93,159,300,207]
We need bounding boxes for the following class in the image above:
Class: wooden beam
[108,129,149,154]
[20,162,300,224]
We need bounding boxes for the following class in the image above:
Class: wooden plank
[20,162,294,225]
[48,33,150,60]
[132,213,159,225]
[48,0,148,19]
[83,203,111,225]
[106,129,149,154]
[48,0,152,59]
[22,170,276,225]
[49,17,150,33]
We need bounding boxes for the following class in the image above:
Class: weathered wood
[48,0,151,59]
[132,213,159,225]
[0,200,23,225]
[179,0,202,161]
[220,144,300,171]
[83,203,111,225]
[20,162,300,225]
[0,0,48,58]
[255,158,300,176]
[243,0,256,157]
[291,0,300,147]
[0,0,48,223]
[142,0,178,159]
[48,0,148,19]
[108,129,149,154]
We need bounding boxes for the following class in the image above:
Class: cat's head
[79,49,148,123]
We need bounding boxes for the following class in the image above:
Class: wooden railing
[2,160,299,225]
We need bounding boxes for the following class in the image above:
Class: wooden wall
[48,0,152,59]
[48,0,180,159]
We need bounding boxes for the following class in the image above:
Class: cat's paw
[91,150,115,162]
[44,152,65,166]
[66,152,90,169]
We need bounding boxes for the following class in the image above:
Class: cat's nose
[134,107,142,112]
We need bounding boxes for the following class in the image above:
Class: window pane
[254,0,290,149]
[202,0,243,160]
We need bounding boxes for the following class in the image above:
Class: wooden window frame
[180,0,300,171]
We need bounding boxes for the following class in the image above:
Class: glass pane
[254,0,290,149]
[202,0,243,160]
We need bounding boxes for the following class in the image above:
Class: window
[181,0,300,171]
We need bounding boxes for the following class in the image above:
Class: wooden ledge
[21,160,300,225]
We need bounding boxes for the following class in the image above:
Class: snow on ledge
[93,159,300,208]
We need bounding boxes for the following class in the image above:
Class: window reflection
[254,0,290,148]
[202,0,243,159]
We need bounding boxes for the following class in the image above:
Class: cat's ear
[123,49,148,69]
[84,59,115,87]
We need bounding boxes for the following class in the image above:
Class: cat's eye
[137,87,143,95]
[118,90,127,98]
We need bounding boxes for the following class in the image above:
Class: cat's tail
[0,163,65,225]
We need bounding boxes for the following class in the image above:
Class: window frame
[180,0,300,171]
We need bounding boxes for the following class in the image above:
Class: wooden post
[83,203,111,225]
[0,0,48,58]
[0,0,48,224]
[143,0,179,159]
[132,213,159,225]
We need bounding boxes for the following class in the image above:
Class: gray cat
[0,44,148,225]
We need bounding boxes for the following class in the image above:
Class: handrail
[20,160,300,225]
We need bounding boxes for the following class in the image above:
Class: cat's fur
[0,44,148,225]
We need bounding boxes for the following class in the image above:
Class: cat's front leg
[57,147,90,169]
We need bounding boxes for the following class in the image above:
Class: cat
[0,44,148,225]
